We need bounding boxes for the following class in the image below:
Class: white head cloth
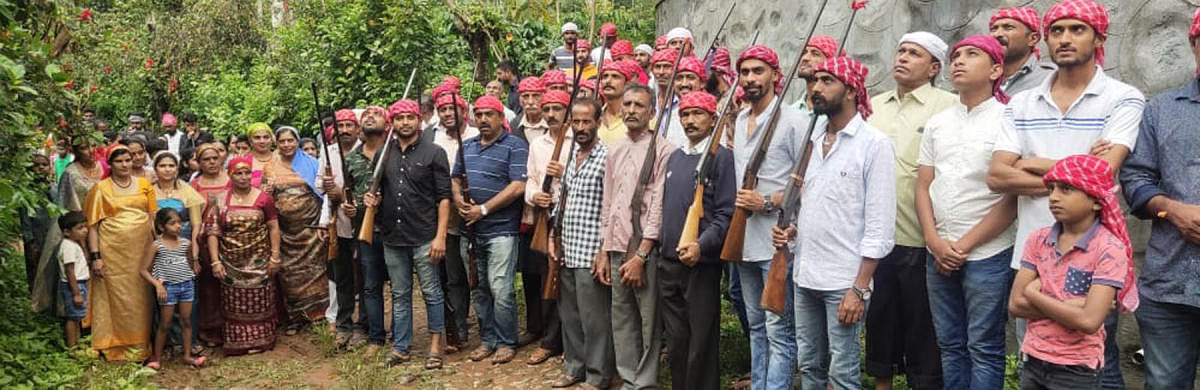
[898,31,948,69]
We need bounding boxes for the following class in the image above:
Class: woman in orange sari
[84,146,157,360]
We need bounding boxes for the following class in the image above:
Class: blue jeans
[725,263,750,340]
[359,239,388,345]
[737,260,796,389]
[926,248,1013,390]
[795,286,861,390]
[1136,294,1200,389]
[466,235,518,349]
[383,242,445,354]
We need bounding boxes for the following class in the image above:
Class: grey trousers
[560,268,615,387]
[609,250,661,390]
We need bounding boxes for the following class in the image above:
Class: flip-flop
[186,356,207,368]
[424,355,443,370]
[468,346,494,362]
[525,347,556,365]
[386,351,411,367]
[490,347,516,364]
[146,361,161,370]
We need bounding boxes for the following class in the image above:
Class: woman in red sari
[190,142,231,346]
[204,156,281,355]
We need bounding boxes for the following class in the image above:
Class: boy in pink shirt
[1008,154,1138,389]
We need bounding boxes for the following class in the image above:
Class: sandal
[146,361,161,370]
[424,355,444,370]
[185,356,207,368]
[525,347,556,365]
[491,347,516,364]
[468,346,494,362]
[386,351,411,367]
[444,344,460,354]
[551,375,582,388]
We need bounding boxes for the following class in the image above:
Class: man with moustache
[658,91,737,390]
[568,40,599,82]
[650,50,678,110]
[864,31,955,390]
[430,84,479,353]
[596,60,639,145]
[790,35,839,111]
[510,77,548,144]
[773,56,896,390]
[989,7,1056,95]
[453,95,529,365]
[596,84,675,389]
[549,97,614,389]
[318,108,369,350]
[661,56,707,148]
[543,70,570,94]
[520,90,573,364]
[361,99,451,368]
[988,2,1144,388]
[729,45,808,390]
[635,44,654,76]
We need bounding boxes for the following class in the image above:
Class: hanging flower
[167,78,178,94]
[90,85,99,92]
[80,8,93,22]
[59,118,68,128]
[104,66,112,74]
[145,58,154,69]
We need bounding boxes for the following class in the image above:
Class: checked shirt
[554,142,608,269]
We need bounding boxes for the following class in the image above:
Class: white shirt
[317,142,354,239]
[163,131,185,157]
[918,98,1016,260]
[732,96,810,262]
[58,239,90,282]
[432,125,480,235]
[660,99,690,149]
[994,66,1145,268]
[590,47,612,67]
[791,114,896,291]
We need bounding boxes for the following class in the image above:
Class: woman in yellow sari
[84,146,157,361]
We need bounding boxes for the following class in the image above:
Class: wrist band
[89,251,102,261]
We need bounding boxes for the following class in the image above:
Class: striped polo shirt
[994,65,1145,268]
[452,131,528,238]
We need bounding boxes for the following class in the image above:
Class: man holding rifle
[361,99,451,369]
[729,45,808,390]
[452,95,528,365]
[520,90,573,365]
[430,83,479,353]
[772,56,895,390]
[658,90,736,390]
[596,83,675,389]
[549,97,614,389]
[343,106,393,354]
[318,109,367,350]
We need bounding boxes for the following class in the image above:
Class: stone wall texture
[655,0,1199,97]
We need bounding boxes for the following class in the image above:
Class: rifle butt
[467,247,479,290]
[358,206,378,244]
[530,213,551,255]
[720,207,750,261]
[541,258,560,300]
[326,217,339,261]
[678,187,705,248]
[760,248,791,314]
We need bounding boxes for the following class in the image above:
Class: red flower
[80,8,92,22]
[59,118,68,128]
[63,81,75,89]
[145,58,154,69]
[104,66,112,74]
[168,78,178,94]
[851,1,868,10]
[90,85,99,92]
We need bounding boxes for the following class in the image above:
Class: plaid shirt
[554,142,608,269]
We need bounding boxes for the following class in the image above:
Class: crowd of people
[17,1,1200,389]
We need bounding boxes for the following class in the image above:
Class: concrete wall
[656,0,1200,249]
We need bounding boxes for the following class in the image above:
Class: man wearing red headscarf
[774,55,896,390]
[511,77,548,145]
[660,56,708,148]
[650,49,678,107]
[728,44,811,390]
[317,107,367,351]
[989,2,1145,387]
[989,7,1056,95]
[791,35,840,111]
[658,90,737,390]
[610,40,635,62]
[596,59,638,145]
[1118,9,1200,389]
[542,69,570,93]
[568,39,599,81]
[519,90,573,366]
[916,35,1017,389]
[590,22,619,65]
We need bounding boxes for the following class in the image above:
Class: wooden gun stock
[357,205,377,243]
[530,213,551,254]
[467,240,478,289]
[541,235,562,299]
[761,246,791,313]
[720,207,750,261]
[678,185,705,247]
[327,216,339,261]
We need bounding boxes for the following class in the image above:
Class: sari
[206,190,278,356]
[83,178,157,361]
[191,175,231,344]
[154,180,205,239]
[265,152,329,323]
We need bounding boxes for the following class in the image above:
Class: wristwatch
[852,285,872,301]
[636,249,650,259]
[762,198,777,214]
[480,204,489,216]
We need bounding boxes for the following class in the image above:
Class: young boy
[58,211,91,347]
[1008,154,1138,389]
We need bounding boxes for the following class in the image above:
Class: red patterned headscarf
[737,45,783,96]
[1192,8,1200,41]
[610,40,634,58]
[335,109,358,124]
[950,35,1011,104]
[362,105,390,124]
[442,76,462,91]
[473,95,510,132]
[1042,154,1139,312]
[600,22,618,39]
[388,99,419,119]
[679,91,717,114]
[518,77,545,94]
[806,35,839,58]
[991,7,1043,58]
[813,56,872,118]
[676,56,707,81]
[435,89,467,111]
[576,39,592,53]
[228,155,252,175]
[1043,0,1110,66]
[541,70,568,88]
[540,90,570,108]
[655,35,668,50]
[601,60,639,82]
[708,47,735,89]
[651,49,677,66]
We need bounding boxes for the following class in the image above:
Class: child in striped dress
[141,208,205,369]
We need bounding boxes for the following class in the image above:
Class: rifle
[761,1,863,314]
[623,43,687,263]
[677,30,759,249]
[701,2,737,75]
[455,61,481,290]
[311,83,343,261]
[718,0,832,262]
[538,42,587,300]
[357,68,418,244]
